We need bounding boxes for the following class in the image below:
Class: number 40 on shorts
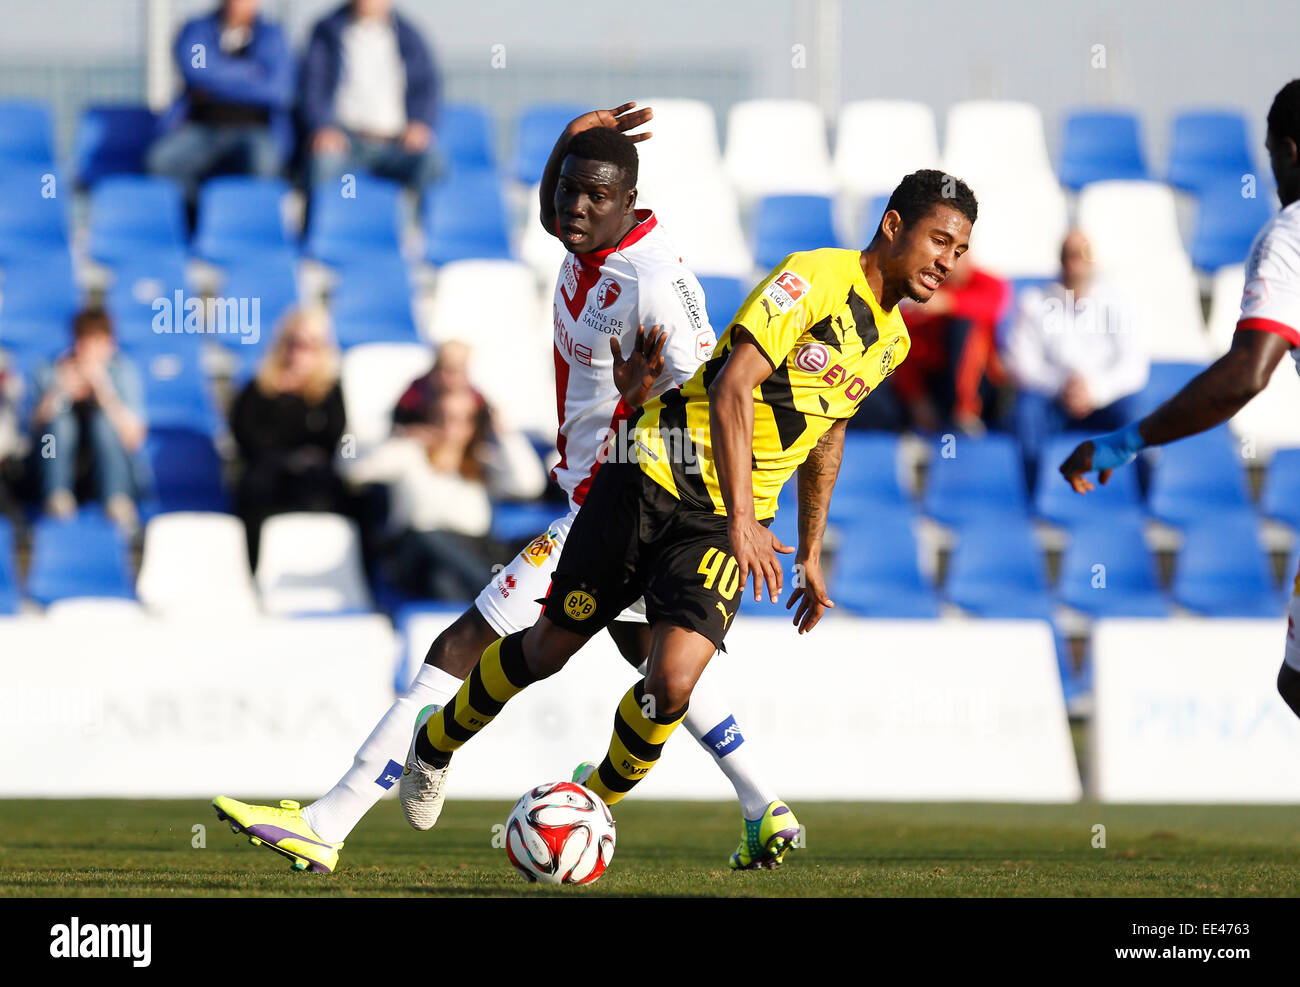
[697,547,741,600]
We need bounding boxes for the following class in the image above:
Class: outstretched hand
[567,102,654,143]
[1059,440,1113,493]
[786,555,834,634]
[611,324,667,408]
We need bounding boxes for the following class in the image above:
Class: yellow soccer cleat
[212,796,342,874]
[729,800,800,870]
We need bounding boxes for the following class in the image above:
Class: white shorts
[473,508,647,637]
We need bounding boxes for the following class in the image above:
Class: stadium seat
[330,259,420,348]
[942,101,1055,189]
[72,105,158,187]
[1034,434,1143,528]
[429,258,542,346]
[724,99,835,199]
[642,169,752,277]
[0,517,18,613]
[753,194,839,270]
[1206,264,1245,350]
[511,103,587,185]
[697,275,747,333]
[1190,178,1274,272]
[216,252,300,355]
[1057,518,1170,617]
[922,434,1029,527]
[104,254,190,352]
[1262,448,1300,532]
[1077,179,1186,268]
[256,512,373,615]
[0,251,79,358]
[1167,110,1256,194]
[517,185,571,282]
[0,166,71,260]
[1133,361,1207,419]
[831,432,912,518]
[1058,109,1150,190]
[491,500,566,544]
[830,509,940,618]
[1173,515,1283,617]
[1146,427,1252,528]
[26,512,135,606]
[141,427,227,515]
[0,99,55,166]
[422,170,513,265]
[88,175,188,267]
[438,103,498,175]
[137,512,259,617]
[834,100,940,200]
[633,98,723,192]
[139,348,220,433]
[944,516,1053,619]
[965,176,1069,278]
[303,175,404,266]
[340,341,435,451]
[858,193,892,245]
[193,176,293,266]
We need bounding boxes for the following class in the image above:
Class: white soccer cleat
[399,704,451,831]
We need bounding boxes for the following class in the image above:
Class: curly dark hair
[1268,79,1300,147]
[876,169,978,239]
[564,126,639,191]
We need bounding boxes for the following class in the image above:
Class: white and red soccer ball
[505,781,616,885]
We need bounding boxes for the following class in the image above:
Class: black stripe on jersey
[846,287,880,350]
[700,348,730,393]
[808,314,842,352]
[759,357,811,451]
[658,388,714,507]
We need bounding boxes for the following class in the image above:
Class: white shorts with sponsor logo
[473,508,647,637]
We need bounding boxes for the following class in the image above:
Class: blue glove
[1090,422,1146,471]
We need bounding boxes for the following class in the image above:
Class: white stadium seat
[724,99,835,200]
[137,512,260,617]
[641,167,753,277]
[1207,263,1246,351]
[942,101,1056,189]
[518,184,570,285]
[633,97,723,186]
[256,513,372,616]
[340,342,436,451]
[835,100,941,199]
[967,177,1069,278]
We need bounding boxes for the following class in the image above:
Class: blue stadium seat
[0,517,18,613]
[1058,517,1170,617]
[422,171,512,265]
[754,194,839,271]
[830,508,940,618]
[1167,110,1256,194]
[89,176,187,267]
[1191,178,1275,271]
[1261,448,1300,532]
[944,516,1053,619]
[1146,426,1251,528]
[859,194,891,244]
[0,99,55,166]
[1134,361,1206,419]
[141,428,228,515]
[491,500,565,543]
[72,105,158,188]
[330,260,420,348]
[697,275,747,333]
[1173,515,1284,617]
[511,103,586,185]
[1058,109,1150,190]
[27,512,135,606]
[996,277,1057,348]
[0,166,70,260]
[138,349,219,433]
[0,252,79,359]
[104,255,191,352]
[922,434,1028,527]
[304,176,403,265]
[193,176,293,265]
[832,432,912,519]
[216,254,299,356]
[439,103,497,175]
[1034,434,1144,528]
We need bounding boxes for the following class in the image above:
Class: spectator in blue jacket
[300,0,442,192]
[147,0,294,204]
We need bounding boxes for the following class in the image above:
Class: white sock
[638,657,778,819]
[304,663,463,843]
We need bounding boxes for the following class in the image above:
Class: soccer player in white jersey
[213,103,798,873]
[1060,78,1300,723]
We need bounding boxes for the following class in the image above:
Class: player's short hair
[564,127,639,191]
[1268,79,1300,147]
[72,306,114,341]
[878,169,978,238]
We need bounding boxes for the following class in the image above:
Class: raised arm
[538,102,652,237]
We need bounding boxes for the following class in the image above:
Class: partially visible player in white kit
[1060,78,1300,727]
[213,103,798,873]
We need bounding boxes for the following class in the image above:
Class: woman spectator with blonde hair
[230,305,349,570]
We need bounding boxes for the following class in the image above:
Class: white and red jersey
[550,209,716,507]
[1238,198,1300,369]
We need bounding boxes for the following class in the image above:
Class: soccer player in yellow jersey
[401,169,978,864]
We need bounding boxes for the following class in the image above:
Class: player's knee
[642,667,694,719]
[423,608,497,679]
[1277,662,1300,717]
[521,620,582,680]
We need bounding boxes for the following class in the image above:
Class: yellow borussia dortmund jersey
[634,248,910,519]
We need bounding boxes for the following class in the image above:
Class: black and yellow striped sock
[584,680,687,805]
[416,631,535,766]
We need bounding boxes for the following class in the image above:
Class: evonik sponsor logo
[49,917,151,967]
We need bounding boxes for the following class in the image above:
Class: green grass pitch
[1,799,1297,897]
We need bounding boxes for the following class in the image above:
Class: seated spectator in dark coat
[231,307,348,570]
[147,0,295,204]
[0,349,24,519]
[30,309,148,531]
[300,0,441,192]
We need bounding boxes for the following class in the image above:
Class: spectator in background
[147,0,295,204]
[30,309,148,531]
[1003,230,1148,485]
[299,0,441,192]
[347,347,546,599]
[231,307,349,570]
[887,256,1010,435]
[0,350,24,519]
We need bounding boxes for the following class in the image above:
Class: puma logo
[760,297,779,327]
[715,602,733,629]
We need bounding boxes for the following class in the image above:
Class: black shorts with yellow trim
[542,457,759,650]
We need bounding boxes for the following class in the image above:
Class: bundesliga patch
[762,270,810,314]
[521,529,559,567]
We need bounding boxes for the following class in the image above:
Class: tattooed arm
[786,418,845,633]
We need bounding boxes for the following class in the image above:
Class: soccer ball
[505,781,616,885]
